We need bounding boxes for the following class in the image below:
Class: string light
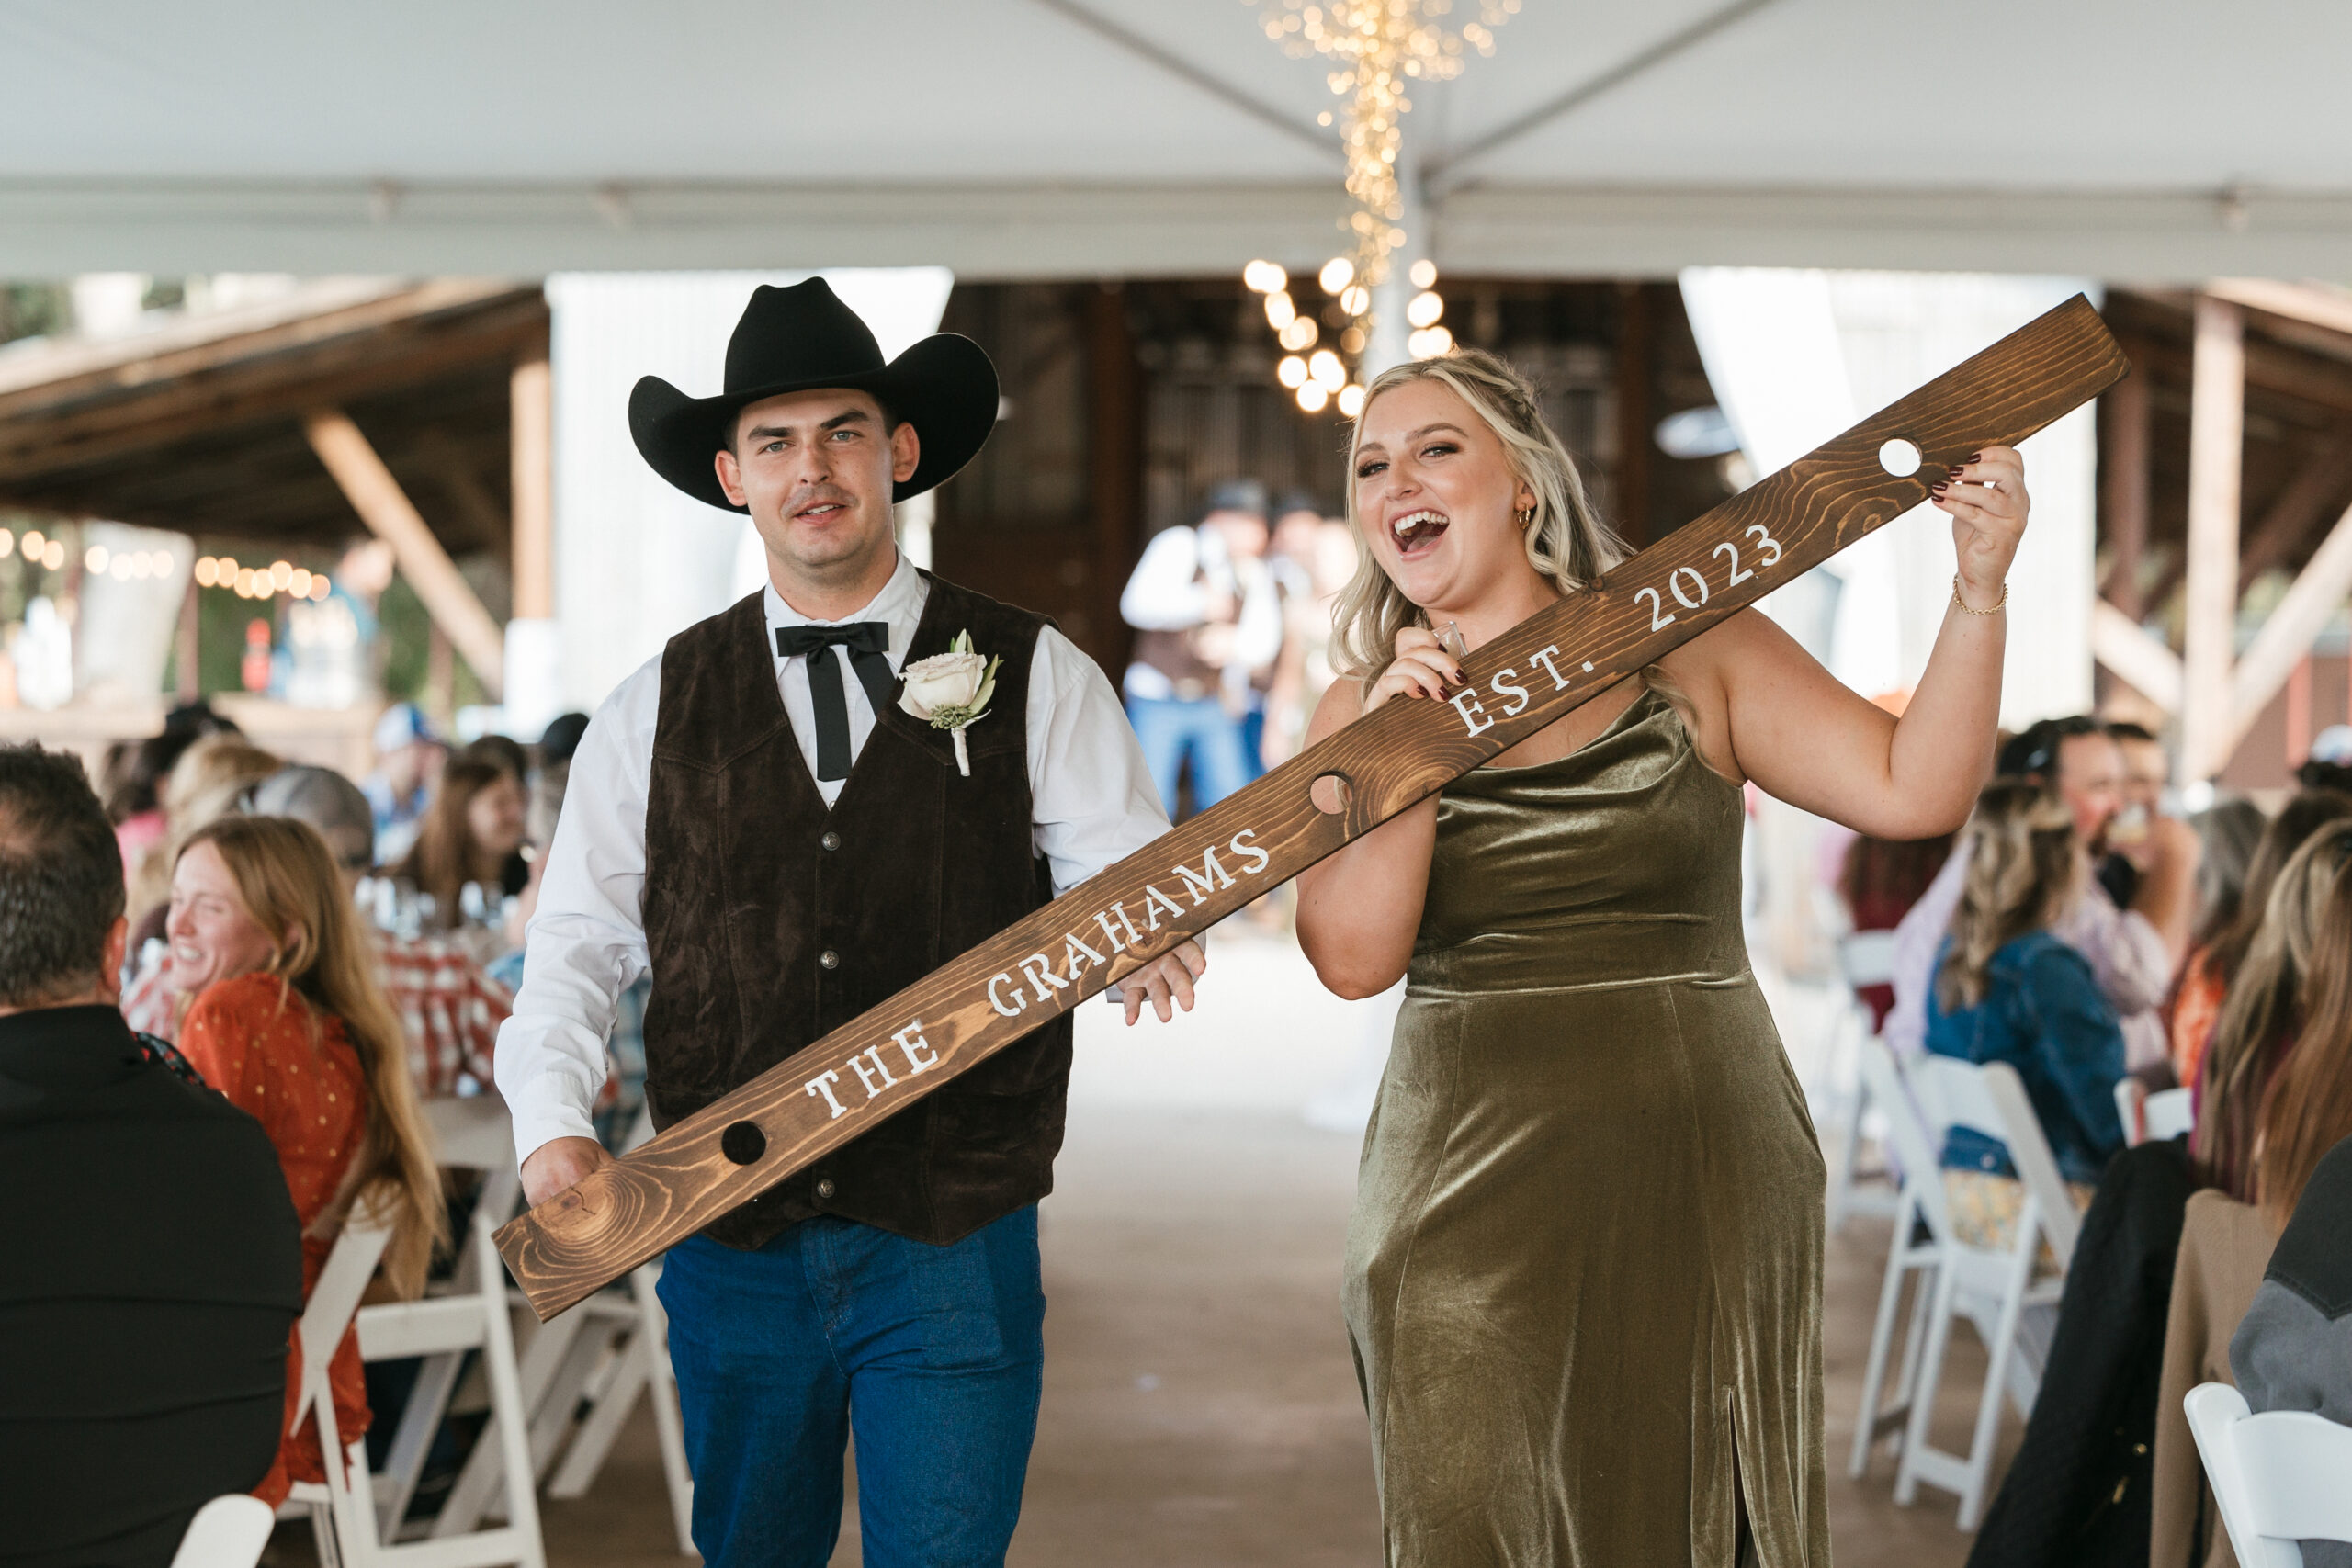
[1296,380,1331,413]
[1277,355,1310,389]
[1318,256,1355,294]
[307,575,330,602]
[195,556,220,587]
[40,540,62,570]
[1340,284,1372,317]
[235,567,260,597]
[1338,384,1369,418]
[22,530,45,561]
[1255,0,1515,302]
[1278,316,1319,352]
[1409,258,1440,288]
[288,568,314,598]
[1408,324,1455,358]
[1406,290,1445,328]
[1264,291,1297,331]
[108,553,132,581]
[0,530,13,558]
[1243,259,1289,294]
[269,559,294,592]
[85,545,109,574]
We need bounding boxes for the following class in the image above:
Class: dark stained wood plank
[496,295,2131,1320]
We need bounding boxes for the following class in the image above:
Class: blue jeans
[656,1208,1046,1567]
[1125,694,1251,816]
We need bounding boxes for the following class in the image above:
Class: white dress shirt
[494,553,1170,1164]
[1885,839,2173,1068]
[1115,525,1284,701]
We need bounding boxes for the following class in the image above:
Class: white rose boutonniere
[897,630,1002,776]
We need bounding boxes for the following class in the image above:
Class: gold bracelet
[1951,573,2007,615]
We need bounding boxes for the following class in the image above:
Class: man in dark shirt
[0,743,301,1568]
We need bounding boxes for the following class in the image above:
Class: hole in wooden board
[720,1121,767,1166]
[1311,773,1352,815]
[1878,437,1922,478]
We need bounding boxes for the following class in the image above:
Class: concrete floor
[491,934,2023,1565]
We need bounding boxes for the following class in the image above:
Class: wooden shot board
[497,293,2129,1319]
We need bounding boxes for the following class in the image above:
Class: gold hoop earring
[1517,507,1536,527]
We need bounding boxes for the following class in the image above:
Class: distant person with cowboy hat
[495,278,1205,1566]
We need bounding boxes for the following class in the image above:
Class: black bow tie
[774,621,897,782]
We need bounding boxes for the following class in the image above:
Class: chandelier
[1243,0,1517,412]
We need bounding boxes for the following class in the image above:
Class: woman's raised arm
[1676,445,2027,840]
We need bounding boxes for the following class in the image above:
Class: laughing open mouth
[1390,509,1450,555]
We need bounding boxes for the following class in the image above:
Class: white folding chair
[436,1108,694,1557]
[1826,930,1903,1229]
[1886,1055,2079,1528]
[1849,1036,1953,1483]
[283,1210,545,1568]
[2115,1077,2148,1146]
[2144,1087,2195,1143]
[170,1495,275,1568]
[2186,1382,2352,1567]
[370,1099,524,1538]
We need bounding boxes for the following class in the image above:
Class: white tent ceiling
[3,0,2346,280]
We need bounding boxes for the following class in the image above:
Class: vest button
[814,1177,836,1201]
[820,949,840,970]
[820,830,841,852]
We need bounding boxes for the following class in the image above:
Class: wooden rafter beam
[2240,423,2352,582]
[2182,296,2245,782]
[2206,277,2352,342]
[511,345,553,621]
[2228,495,2352,761]
[2090,598,2182,714]
[304,409,506,698]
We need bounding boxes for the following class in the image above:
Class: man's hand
[521,1134,615,1208]
[1122,938,1207,1025]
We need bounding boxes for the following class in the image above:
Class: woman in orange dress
[168,815,445,1506]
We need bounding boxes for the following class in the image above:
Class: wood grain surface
[496,293,2128,1319]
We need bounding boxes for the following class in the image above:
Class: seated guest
[169,816,447,1506]
[1837,828,1955,1030]
[2171,789,2352,1097]
[0,745,300,1567]
[121,766,512,1099]
[2229,1135,2352,1568]
[1966,817,2352,1565]
[1891,716,2199,1069]
[2156,858,2352,1568]
[2196,818,2352,1201]
[364,701,445,866]
[1926,780,2128,1243]
[124,734,283,959]
[392,758,528,931]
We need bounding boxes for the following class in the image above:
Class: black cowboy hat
[628,277,999,512]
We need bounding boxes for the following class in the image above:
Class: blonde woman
[169,816,445,1506]
[2196,816,2352,1201]
[1924,780,2126,1235]
[1295,348,2026,1565]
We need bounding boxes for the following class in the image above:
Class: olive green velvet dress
[1342,688,1831,1567]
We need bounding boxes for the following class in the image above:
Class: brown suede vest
[641,573,1072,1250]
